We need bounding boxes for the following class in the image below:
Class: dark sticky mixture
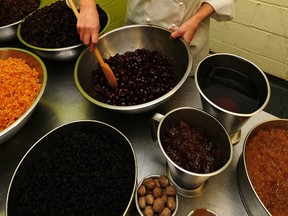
[162,120,221,173]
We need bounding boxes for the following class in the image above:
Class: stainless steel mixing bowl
[6,120,137,215]
[16,7,109,61]
[0,48,47,145]
[74,24,193,113]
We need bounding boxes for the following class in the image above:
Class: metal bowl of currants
[74,24,193,113]
[16,1,109,61]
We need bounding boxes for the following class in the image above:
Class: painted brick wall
[209,0,288,80]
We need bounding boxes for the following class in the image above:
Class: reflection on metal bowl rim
[0,47,47,145]
[74,24,193,113]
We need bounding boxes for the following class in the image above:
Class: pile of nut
[137,175,177,216]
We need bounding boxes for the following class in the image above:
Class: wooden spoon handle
[68,0,79,17]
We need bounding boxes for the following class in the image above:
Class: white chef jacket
[125,0,236,74]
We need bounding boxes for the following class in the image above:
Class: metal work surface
[0,42,277,216]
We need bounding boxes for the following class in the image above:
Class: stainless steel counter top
[0,42,277,216]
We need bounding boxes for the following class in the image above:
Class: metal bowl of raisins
[0,0,40,43]
[74,24,193,113]
[16,1,109,61]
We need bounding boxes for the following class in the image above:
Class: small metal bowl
[0,1,41,43]
[0,48,47,145]
[135,174,179,216]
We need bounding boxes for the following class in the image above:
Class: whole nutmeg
[160,207,172,216]
[138,185,147,197]
[138,196,146,209]
[143,178,156,190]
[143,206,154,216]
[153,186,163,198]
[166,185,176,197]
[166,197,176,211]
[158,175,170,188]
[153,197,165,213]
[145,194,155,205]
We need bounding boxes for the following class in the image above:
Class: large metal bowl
[16,6,109,61]
[6,120,138,215]
[237,119,288,216]
[74,24,193,113]
[0,48,47,145]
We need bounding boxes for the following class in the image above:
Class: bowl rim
[135,174,179,216]
[0,20,22,30]
[242,118,288,215]
[194,52,271,117]
[0,47,47,143]
[16,5,110,51]
[74,24,193,112]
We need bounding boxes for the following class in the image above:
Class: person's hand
[170,19,199,44]
[77,4,100,51]
[170,3,215,44]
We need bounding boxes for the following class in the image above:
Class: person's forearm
[80,0,96,9]
[190,3,215,27]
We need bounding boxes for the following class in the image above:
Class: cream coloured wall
[209,0,288,80]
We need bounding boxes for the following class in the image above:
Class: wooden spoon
[67,0,118,89]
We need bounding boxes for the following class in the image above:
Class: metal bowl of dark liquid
[195,53,270,144]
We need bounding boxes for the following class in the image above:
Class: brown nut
[143,206,154,216]
[159,207,172,216]
[143,178,156,190]
[165,185,176,197]
[145,194,155,206]
[138,185,147,197]
[153,197,165,213]
[161,193,168,203]
[138,196,146,209]
[153,186,163,198]
[154,178,161,187]
[166,197,176,211]
[158,175,170,188]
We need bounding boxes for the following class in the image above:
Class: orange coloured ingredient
[0,57,42,131]
[245,128,288,216]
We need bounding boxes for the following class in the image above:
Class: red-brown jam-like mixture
[161,120,221,174]
[93,48,176,106]
[190,208,216,216]
[245,127,288,216]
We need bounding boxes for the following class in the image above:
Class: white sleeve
[205,0,237,21]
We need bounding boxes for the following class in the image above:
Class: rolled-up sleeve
[205,0,236,21]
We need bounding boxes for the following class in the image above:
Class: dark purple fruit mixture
[9,127,135,215]
[162,120,221,173]
[20,1,108,48]
[94,48,176,106]
[0,0,40,26]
